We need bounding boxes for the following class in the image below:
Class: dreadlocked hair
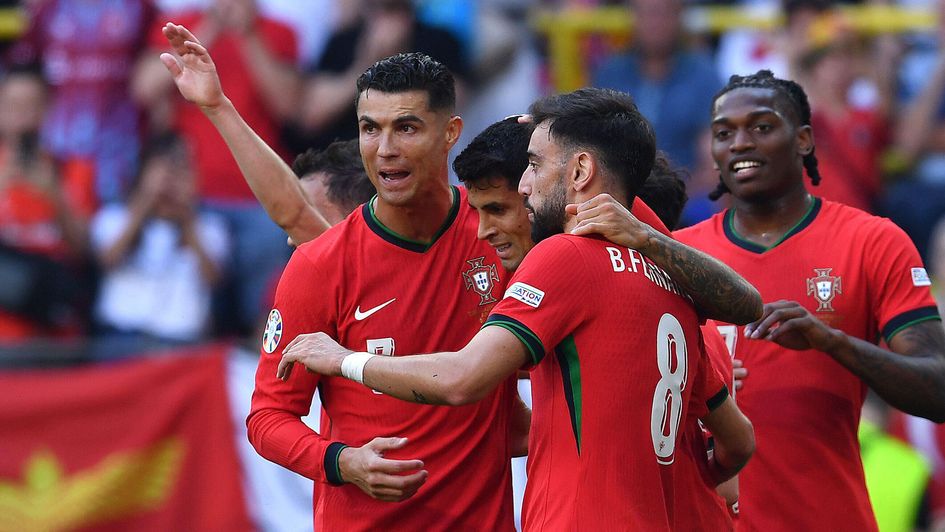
[708,70,821,201]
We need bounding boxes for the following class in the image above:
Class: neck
[373,179,454,242]
[731,184,813,246]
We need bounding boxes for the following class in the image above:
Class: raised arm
[159,23,329,244]
[278,327,530,406]
[745,300,945,422]
[568,194,762,324]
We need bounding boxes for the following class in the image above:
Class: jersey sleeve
[246,246,345,485]
[687,328,730,421]
[865,218,942,342]
[483,237,590,367]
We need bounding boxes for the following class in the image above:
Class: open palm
[159,23,224,109]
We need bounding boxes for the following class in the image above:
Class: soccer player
[278,88,755,530]
[160,23,523,530]
[674,70,945,531]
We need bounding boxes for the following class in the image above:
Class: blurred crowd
[0,0,941,344]
[0,0,944,529]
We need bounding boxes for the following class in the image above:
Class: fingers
[744,301,806,340]
[276,353,296,381]
[369,470,428,502]
[732,359,747,391]
[375,456,426,473]
[282,332,309,353]
[368,436,410,452]
[159,53,182,77]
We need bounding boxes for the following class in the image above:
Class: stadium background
[0,1,944,530]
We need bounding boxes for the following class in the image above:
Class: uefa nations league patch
[912,268,931,287]
[262,309,283,354]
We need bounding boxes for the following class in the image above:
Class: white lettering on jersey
[607,247,625,272]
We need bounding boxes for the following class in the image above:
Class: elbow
[725,418,756,471]
[440,374,489,406]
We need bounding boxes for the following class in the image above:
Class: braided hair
[708,70,821,201]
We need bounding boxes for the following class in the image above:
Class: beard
[528,183,568,244]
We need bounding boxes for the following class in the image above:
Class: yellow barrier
[534,5,938,92]
[0,7,25,41]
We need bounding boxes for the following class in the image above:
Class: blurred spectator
[91,133,228,343]
[450,3,542,183]
[8,0,156,204]
[133,0,299,335]
[932,216,945,316]
[591,0,721,224]
[152,0,338,66]
[859,392,931,532]
[0,66,94,341]
[882,0,945,260]
[798,37,893,212]
[286,0,469,154]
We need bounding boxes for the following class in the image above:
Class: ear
[571,152,594,193]
[796,124,814,157]
[445,115,463,149]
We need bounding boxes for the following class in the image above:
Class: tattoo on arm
[644,234,762,324]
[411,390,429,404]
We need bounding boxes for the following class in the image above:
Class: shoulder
[819,199,910,242]
[674,212,725,244]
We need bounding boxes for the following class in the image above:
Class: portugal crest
[806,268,842,312]
[463,257,500,305]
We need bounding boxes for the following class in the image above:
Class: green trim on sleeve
[324,442,349,486]
[483,314,546,365]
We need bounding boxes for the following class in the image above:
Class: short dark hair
[356,52,456,112]
[708,70,821,201]
[453,116,532,190]
[637,151,688,230]
[528,87,656,201]
[291,139,375,213]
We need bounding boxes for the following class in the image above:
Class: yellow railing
[534,4,938,92]
[0,7,25,41]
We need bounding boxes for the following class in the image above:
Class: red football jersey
[674,322,736,531]
[675,198,941,532]
[485,234,724,531]
[248,187,517,531]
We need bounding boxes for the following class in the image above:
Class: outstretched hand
[568,193,653,250]
[277,332,352,381]
[744,300,844,353]
[339,437,428,502]
[159,23,226,110]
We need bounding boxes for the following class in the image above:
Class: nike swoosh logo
[354,298,396,321]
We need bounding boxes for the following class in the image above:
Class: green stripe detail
[324,442,349,485]
[724,196,821,253]
[885,316,942,343]
[364,186,461,252]
[483,314,546,365]
[555,335,583,454]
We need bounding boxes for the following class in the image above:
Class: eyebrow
[712,109,779,126]
[526,150,540,160]
[358,114,425,126]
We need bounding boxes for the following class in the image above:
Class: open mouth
[730,160,763,177]
[379,170,410,182]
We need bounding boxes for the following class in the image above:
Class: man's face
[467,178,533,271]
[710,87,811,203]
[300,171,350,226]
[357,89,460,209]
[521,121,569,244]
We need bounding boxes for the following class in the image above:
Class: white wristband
[341,352,376,384]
